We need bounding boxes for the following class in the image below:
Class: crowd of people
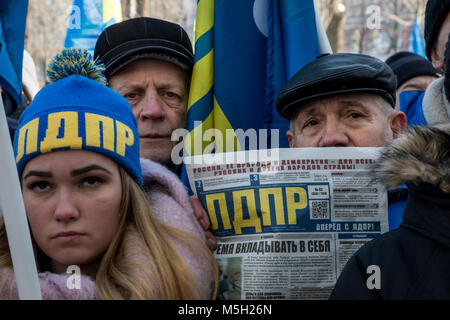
[1,0,450,300]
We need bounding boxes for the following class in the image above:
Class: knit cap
[385,51,440,88]
[13,48,143,185]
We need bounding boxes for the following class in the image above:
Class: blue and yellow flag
[0,0,28,105]
[184,0,323,157]
[64,0,122,56]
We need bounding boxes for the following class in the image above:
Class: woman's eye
[82,177,103,187]
[30,181,50,192]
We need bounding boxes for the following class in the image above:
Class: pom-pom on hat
[13,48,143,185]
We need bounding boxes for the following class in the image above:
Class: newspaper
[184,147,388,300]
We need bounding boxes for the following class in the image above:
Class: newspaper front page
[185,148,388,300]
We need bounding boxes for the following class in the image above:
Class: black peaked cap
[276,53,397,120]
[94,17,194,76]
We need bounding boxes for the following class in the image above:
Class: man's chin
[140,145,173,166]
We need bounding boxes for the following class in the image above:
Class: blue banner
[0,0,28,105]
[185,0,322,156]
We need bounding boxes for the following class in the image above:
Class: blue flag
[0,0,28,105]
[64,0,122,56]
[185,0,322,157]
[409,18,426,58]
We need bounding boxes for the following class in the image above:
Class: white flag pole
[314,1,333,54]
[0,89,42,300]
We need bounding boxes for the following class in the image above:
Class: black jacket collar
[401,182,450,249]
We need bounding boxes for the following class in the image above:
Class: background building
[316,0,427,59]
[25,0,427,86]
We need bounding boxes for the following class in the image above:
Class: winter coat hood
[373,123,450,193]
[372,124,450,248]
[331,124,450,300]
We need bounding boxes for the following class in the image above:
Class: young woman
[0,49,217,300]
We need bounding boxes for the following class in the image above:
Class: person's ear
[432,45,445,70]
[389,111,407,139]
[287,130,294,148]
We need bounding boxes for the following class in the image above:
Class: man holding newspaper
[276,52,408,231]
[186,52,408,300]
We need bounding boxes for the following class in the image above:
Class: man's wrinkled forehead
[290,93,380,121]
[107,58,190,91]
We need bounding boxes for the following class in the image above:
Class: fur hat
[13,48,143,185]
[372,124,450,193]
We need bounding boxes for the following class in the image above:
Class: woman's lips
[52,231,85,243]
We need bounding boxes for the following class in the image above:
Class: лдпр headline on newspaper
[184,147,388,300]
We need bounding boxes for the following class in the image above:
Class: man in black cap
[95,17,217,251]
[276,53,407,230]
[276,53,406,149]
[385,51,439,109]
[94,17,193,173]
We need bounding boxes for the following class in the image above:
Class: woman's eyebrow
[71,165,112,176]
[22,171,52,180]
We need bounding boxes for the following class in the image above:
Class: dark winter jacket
[330,124,450,300]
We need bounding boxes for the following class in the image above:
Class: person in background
[425,0,450,71]
[399,0,450,125]
[399,33,450,126]
[0,48,217,300]
[385,51,439,111]
[94,17,192,175]
[94,17,216,250]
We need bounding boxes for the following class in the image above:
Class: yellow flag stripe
[184,96,242,156]
[188,49,214,111]
[184,111,214,156]
[195,0,214,41]
[213,96,242,153]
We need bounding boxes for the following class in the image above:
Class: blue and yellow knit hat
[13,48,143,185]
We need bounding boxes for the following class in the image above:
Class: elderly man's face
[287,93,406,148]
[109,59,189,165]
